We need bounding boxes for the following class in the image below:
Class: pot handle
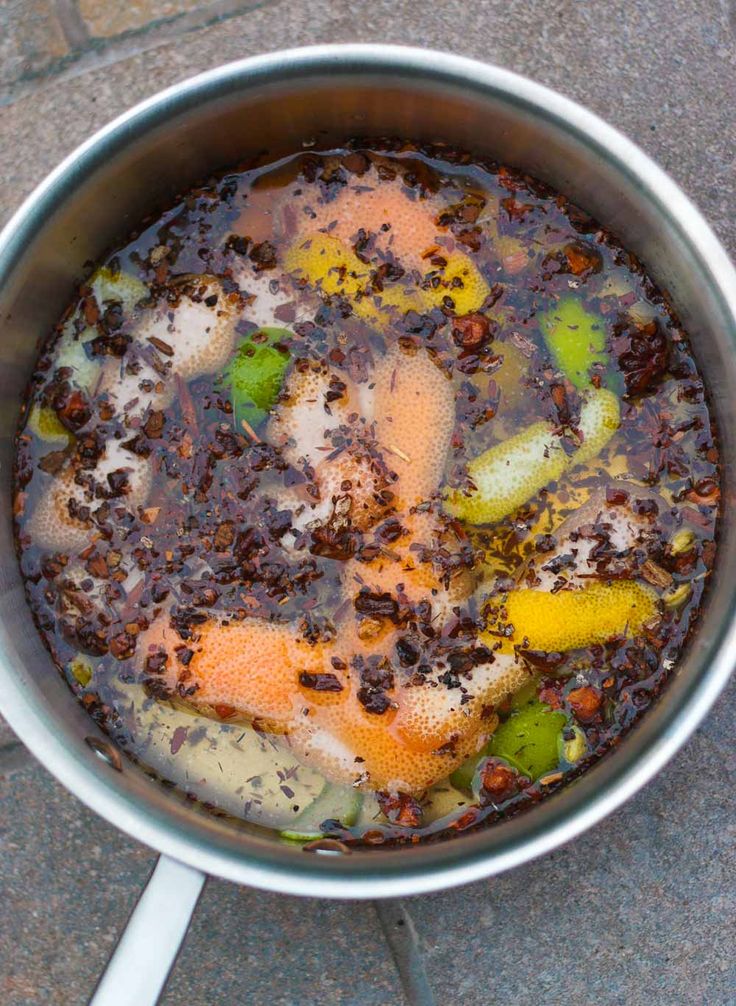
[89,855,205,1006]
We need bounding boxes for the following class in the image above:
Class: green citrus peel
[451,701,567,792]
[223,327,292,429]
[539,295,607,389]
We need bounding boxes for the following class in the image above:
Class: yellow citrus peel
[445,388,620,525]
[483,580,659,655]
[284,231,489,323]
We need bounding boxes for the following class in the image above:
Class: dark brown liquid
[13,145,720,845]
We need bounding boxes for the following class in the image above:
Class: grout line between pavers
[53,0,91,51]
[1,0,278,109]
[374,899,437,1006]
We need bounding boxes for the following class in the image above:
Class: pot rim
[1,43,734,899]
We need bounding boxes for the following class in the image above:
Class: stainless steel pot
[1,45,734,1006]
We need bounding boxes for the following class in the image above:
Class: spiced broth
[13,144,719,845]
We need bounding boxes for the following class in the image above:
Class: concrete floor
[0,2,734,1003]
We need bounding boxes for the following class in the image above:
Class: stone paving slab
[0,0,69,88]
[0,757,402,1005]
[0,0,734,258]
[0,0,269,103]
[0,716,18,748]
[0,760,155,1005]
[78,0,207,38]
[0,1,734,1003]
